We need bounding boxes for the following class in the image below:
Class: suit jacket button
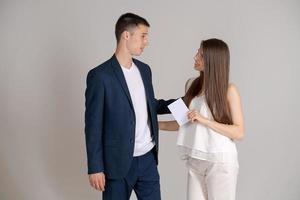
[130,139,134,143]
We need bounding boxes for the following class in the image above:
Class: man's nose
[144,39,149,46]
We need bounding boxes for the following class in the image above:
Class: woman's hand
[185,84,245,140]
[187,109,208,125]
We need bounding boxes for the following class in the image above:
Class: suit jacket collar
[111,54,134,109]
[110,54,152,111]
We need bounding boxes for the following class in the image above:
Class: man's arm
[85,70,106,191]
[159,120,179,131]
[154,98,177,114]
[85,70,104,173]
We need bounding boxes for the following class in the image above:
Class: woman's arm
[188,84,245,140]
[159,120,179,131]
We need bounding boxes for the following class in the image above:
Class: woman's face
[194,47,204,71]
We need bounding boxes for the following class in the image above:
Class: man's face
[126,25,149,56]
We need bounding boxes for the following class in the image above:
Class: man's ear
[122,31,130,41]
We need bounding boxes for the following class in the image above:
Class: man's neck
[115,46,133,69]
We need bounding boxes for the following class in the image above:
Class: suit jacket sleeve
[84,70,105,174]
[154,98,177,114]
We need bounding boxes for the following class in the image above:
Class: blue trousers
[103,148,161,200]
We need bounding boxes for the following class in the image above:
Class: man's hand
[89,172,105,191]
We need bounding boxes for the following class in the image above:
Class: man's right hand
[88,172,105,191]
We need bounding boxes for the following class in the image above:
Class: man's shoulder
[133,58,150,67]
[133,58,151,72]
[87,57,113,77]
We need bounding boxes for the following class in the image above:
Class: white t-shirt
[121,62,154,157]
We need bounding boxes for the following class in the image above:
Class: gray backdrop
[1,0,299,199]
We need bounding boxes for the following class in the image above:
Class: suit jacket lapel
[133,59,152,110]
[134,59,156,137]
[111,55,134,110]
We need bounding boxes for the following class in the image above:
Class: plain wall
[1,0,299,199]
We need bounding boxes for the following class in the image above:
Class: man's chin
[132,52,142,56]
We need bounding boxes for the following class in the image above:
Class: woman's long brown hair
[184,38,233,125]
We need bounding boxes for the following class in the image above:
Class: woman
[159,38,244,200]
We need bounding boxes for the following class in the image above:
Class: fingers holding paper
[187,109,208,124]
[167,98,209,127]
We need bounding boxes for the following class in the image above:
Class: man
[84,13,175,200]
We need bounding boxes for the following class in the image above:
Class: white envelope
[167,98,190,126]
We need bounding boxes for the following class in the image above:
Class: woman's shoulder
[227,83,241,100]
[185,77,197,92]
[228,82,238,90]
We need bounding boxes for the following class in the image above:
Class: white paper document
[167,98,190,126]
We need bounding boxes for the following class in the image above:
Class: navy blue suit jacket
[85,55,175,179]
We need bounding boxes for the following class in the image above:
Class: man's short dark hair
[115,13,150,43]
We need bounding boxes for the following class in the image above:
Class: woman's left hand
[187,109,208,124]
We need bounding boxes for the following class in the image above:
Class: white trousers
[186,157,239,200]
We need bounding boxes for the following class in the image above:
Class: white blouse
[177,94,239,166]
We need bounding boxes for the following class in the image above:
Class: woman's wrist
[201,117,211,126]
